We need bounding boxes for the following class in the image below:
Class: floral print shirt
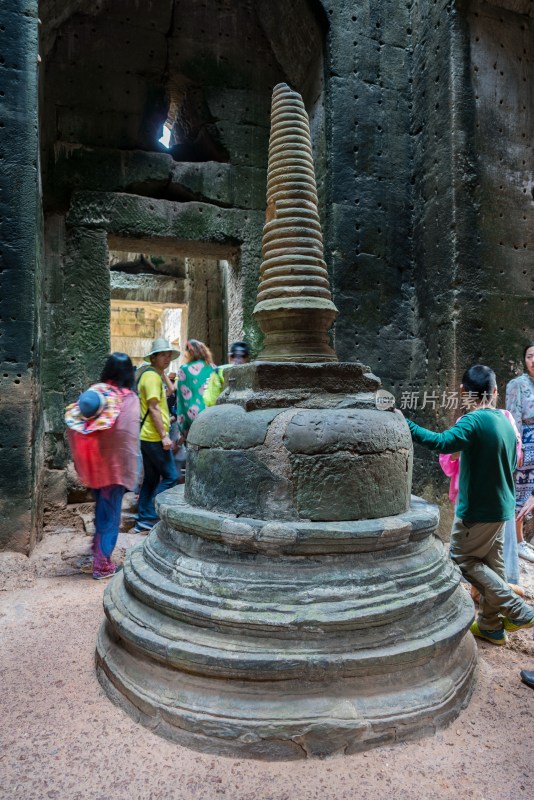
[506,373,534,439]
[175,359,215,434]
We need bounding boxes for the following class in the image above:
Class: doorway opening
[108,240,236,368]
[110,300,184,370]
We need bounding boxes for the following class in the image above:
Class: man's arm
[147,398,172,450]
[404,414,476,454]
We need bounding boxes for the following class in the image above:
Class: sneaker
[93,564,122,581]
[520,670,534,689]
[76,553,93,575]
[503,614,534,632]
[517,541,534,562]
[133,521,153,534]
[470,621,507,645]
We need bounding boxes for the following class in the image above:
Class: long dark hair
[185,339,214,366]
[100,352,135,390]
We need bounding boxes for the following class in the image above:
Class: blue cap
[78,390,104,419]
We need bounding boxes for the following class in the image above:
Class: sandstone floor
[1,569,534,800]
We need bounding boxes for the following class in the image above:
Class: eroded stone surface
[290,451,411,522]
[187,405,281,449]
[96,491,476,758]
[98,360,475,758]
[186,448,295,521]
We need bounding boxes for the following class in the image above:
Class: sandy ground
[1,567,534,800]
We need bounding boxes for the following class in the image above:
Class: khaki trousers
[450,517,533,631]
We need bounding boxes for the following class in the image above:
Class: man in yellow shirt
[134,338,179,533]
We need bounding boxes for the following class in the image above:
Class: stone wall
[0,1,41,552]
[40,218,110,508]
[185,258,225,364]
[467,0,533,370]
[323,0,415,377]
[321,0,533,531]
[405,0,533,523]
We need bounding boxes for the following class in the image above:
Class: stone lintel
[50,144,266,210]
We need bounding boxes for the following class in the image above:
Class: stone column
[0,1,41,552]
[41,222,110,510]
[186,257,224,364]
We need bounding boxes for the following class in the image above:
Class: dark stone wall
[406,0,475,517]
[40,218,110,503]
[0,1,41,552]
[467,0,534,373]
[405,0,533,525]
[323,1,415,384]
[323,0,533,532]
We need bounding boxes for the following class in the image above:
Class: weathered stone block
[42,468,68,509]
[216,121,269,168]
[285,408,410,454]
[171,162,267,210]
[291,450,411,521]
[188,405,280,449]
[186,448,294,520]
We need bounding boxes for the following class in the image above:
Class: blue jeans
[137,440,178,525]
[93,485,126,560]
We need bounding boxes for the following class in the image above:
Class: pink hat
[64,383,122,434]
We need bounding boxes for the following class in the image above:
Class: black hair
[100,352,135,390]
[523,341,534,361]
[461,364,496,399]
[229,340,250,356]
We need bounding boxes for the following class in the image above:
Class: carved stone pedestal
[96,363,476,759]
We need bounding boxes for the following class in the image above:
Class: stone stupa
[96,83,476,759]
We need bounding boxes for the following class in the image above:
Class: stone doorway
[108,243,230,367]
[40,196,258,522]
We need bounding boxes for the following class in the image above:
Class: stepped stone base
[96,490,477,760]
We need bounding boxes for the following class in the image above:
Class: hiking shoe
[470,621,507,645]
[520,670,534,689]
[503,614,534,632]
[93,564,122,581]
[76,556,93,575]
[132,521,153,534]
[517,541,534,562]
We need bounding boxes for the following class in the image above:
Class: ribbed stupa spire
[253,83,338,362]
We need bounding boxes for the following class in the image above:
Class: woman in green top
[175,339,215,436]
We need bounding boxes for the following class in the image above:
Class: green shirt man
[399,364,534,646]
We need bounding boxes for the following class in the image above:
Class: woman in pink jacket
[66,353,140,579]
